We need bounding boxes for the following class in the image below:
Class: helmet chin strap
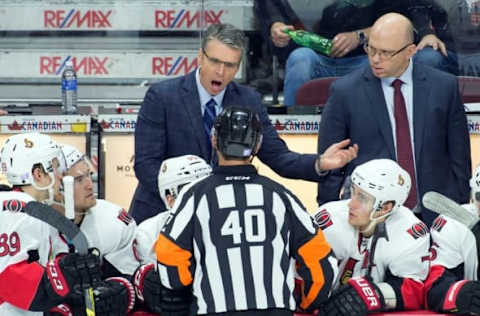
[31,171,56,204]
[360,205,391,236]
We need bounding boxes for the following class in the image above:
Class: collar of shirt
[213,164,258,176]
[195,68,225,115]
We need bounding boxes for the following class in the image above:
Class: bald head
[366,13,417,78]
[371,13,414,45]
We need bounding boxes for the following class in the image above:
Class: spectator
[431,0,480,76]
[406,0,459,75]
[130,23,358,224]
[317,12,471,227]
[153,106,338,315]
[313,159,430,316]
[257,0,376,106]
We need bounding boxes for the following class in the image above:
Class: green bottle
[283,29,333,56]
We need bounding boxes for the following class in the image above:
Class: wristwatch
[357,30,366,46]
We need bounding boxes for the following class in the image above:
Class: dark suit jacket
[317,63,471,226]
[131,70,322,223]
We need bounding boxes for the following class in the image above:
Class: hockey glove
[133,263,192,316]
[322,277,385,316]
[45,252,102,299]
[90,277,136,316]
[441,280,480,315]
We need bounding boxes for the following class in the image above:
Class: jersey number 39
[0,232,21,257]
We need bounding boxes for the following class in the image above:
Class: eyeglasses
[202,49,240,70]
[363,43,413,60]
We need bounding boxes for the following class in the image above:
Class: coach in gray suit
[131,23,358,224]
[317,13,471,227]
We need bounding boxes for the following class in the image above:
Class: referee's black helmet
[214,106,262,159]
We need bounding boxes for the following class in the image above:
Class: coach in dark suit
[317,13,471,227]
[131,23,358,224]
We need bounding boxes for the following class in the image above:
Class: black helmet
[214,106,262,159]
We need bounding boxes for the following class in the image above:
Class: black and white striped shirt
[155,164,337,314]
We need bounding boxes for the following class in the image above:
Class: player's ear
[166,194,176,208]
[377,201,394,217]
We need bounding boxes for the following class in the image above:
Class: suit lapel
[412,65,429,163]
[362,68,396,158]
[220,83,239,109]
[181,71,209,158]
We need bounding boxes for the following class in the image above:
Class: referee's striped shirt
[155,164,337,314]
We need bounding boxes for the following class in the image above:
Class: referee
[155,106,338,315]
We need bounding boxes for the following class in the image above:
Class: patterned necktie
[392,79,417,210]
[203,98,217,162]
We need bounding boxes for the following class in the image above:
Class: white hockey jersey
[429,203,479,281]
[312,200,430,289]
[0,191,58,316]
[51,199,139,275]
[135,211,169,264]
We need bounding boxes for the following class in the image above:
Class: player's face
[198,39,242,96]
[67,160,96,211]
[348,184,375,229]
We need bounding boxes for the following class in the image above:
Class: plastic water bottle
[61,60,78,114]
[283,29,333,56]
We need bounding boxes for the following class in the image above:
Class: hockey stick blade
[422,191,479,229]
[24,201,96,316]
[25,201,89,254]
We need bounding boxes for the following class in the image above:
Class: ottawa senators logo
[2,199,26,212]
[313,209,333,230]
[24,138,34,148]
[407,222,429,239]
[431,216,447,232]
[117,209,134,225]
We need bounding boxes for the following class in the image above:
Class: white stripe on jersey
[193,239,208,314]
[158,263,172,289]
[170,196,195,240]
[227,247,248,310]
[250,245,268,309]
[272,192,286,306]
[197,195,227,312]
[246,184,264,207]
[328,256,339,295]
[216,184,235,209]
[286,193,315,234]
[287,257,296,310]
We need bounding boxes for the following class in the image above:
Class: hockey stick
[24,201,96,316]
[422,191,479,229]
[367,221,389,277]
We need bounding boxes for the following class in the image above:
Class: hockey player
[133,155,212,315]
[311,159,430,316]
[49,144,138,315]
[148,106,337,315]
[135,154,212,264]
[424,166,480,315]
[0,133,102,316]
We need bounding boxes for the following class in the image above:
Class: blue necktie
[203,98,217,162]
